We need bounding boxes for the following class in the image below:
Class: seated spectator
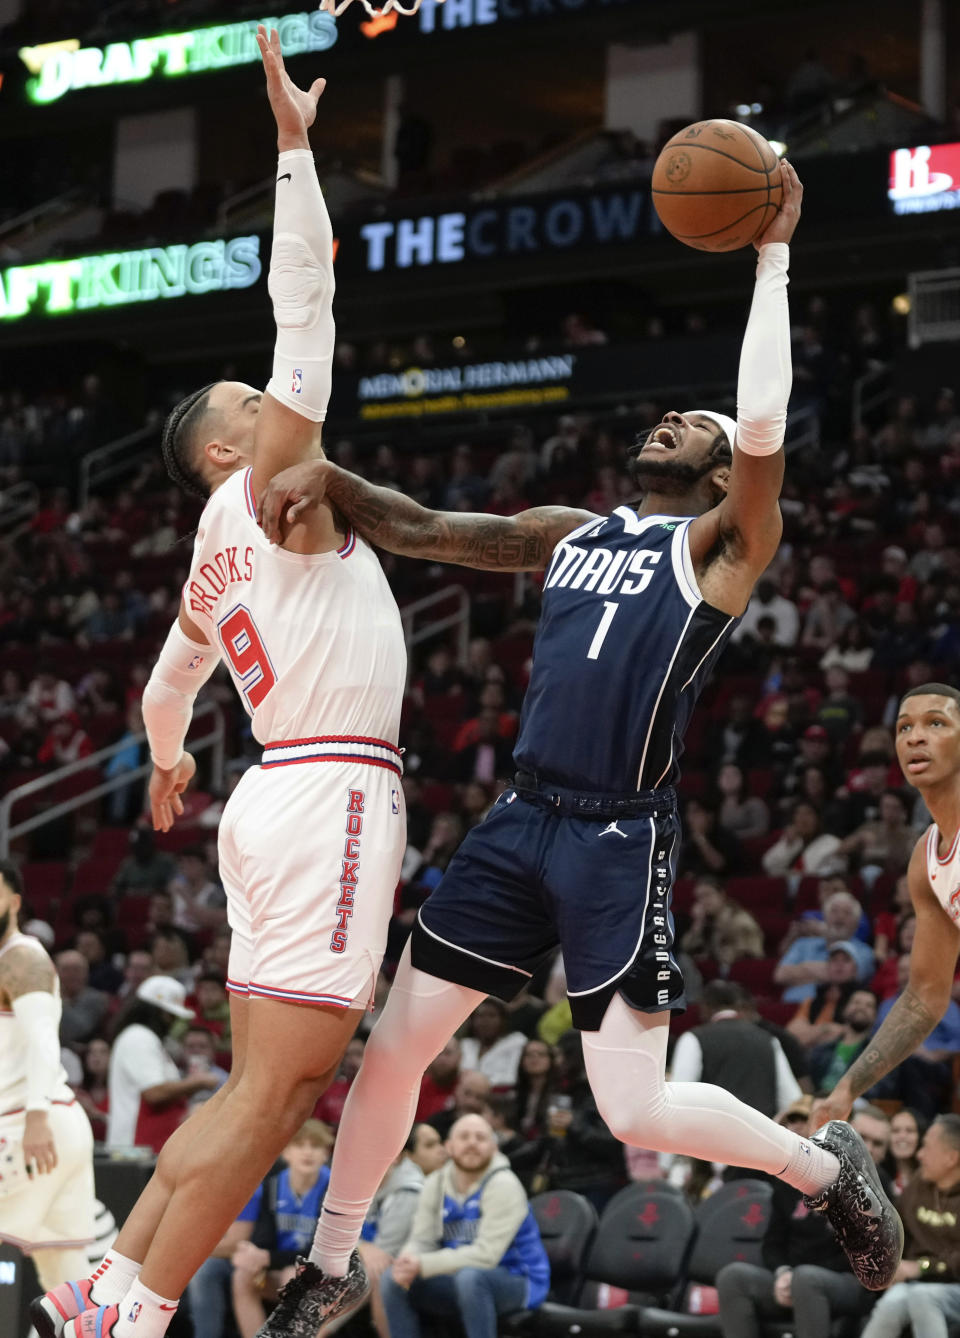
[888,1109,927,1196]
[103,702,145,824]
[714,762,770,840]
[681,875,765,968]
[149,927,194,988]
[807,987,878,1093]
[380,1113,550,1338]
[801,580,856,651]
[678,798,742,877]
[789,944,870,1048]
[57,949,108,1047]
[452,683,518,752]
[762,800,844,878]
[860,1115,960,1338]
[73,928,123,994]
[409,813,465,898]
[314,1036,366,1129]
[111,825,178,898]
[353,1124,449,1338]
[851,1105,893,1169]
[168,845,227,932]
[460,999,527,1090]
[820,618,874,673]
[838,789,918,886]
[25,665,75,723]
[37,712,93,766]
[232,1120,333,1338]
[733,577,800,648]
[705,692,769,769]
[73,1036,111,1142]
[513,1038,562,1140]
[107,976,219,1152]
[873,873,913,963]
[429,1070,492,1140]
[777,724,842,805]
[416,1037,462,1123]
[180,1026,230,1115]
[814,665,863,742]
[781,874,872,952]
[773,890,874,1003]
[113,949,155,1007]
[867,956,960,1119]
[871,914,915,1001]
[453,709,515,783]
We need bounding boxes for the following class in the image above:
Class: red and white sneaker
[29,1279,97,1338]
[62,1305,122,1338]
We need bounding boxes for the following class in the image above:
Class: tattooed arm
[0,943,61,1172]
[257,459,597,571]
[811,838,960,1128]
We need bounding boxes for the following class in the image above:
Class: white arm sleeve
[142,620,220,770]
[735,242,792,457]
[265,148,336,423]
[11,991,63,1112]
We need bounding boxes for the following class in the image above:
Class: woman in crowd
[681,875,765,968]
[513,1038,562,1140]
[459,996,527,1089]
[714,762,771,841]
[887,1108,926,1196]
[74,1037,111,1142]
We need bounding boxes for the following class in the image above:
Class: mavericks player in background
[812,685,960,1126]
[252,162,901,1338]
[33,27,406,1338]
[0,861,97,1295]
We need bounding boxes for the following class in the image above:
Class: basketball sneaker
[804,1119,904,1290]
[253,1248,369,1338]
[62,1305,121,1337]
[29,1278,97,1338]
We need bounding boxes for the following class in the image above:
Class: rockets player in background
[812,687,960,1126]
[0,861,97,1297]
[253,162,902,1338]
[32,27,406,1338]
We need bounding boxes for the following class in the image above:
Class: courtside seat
[528,1182,696,1336]
[633,1179,772,1337]
[501,1191,599,1335]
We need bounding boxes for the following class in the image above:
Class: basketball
[652,120,783,252]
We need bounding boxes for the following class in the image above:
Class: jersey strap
[261,733,402,776]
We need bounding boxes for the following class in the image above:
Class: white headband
[693,410,737,450]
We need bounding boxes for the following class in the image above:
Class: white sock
[88,1251,141,1306]
[778,1134,841,1196]
[114,1277,179,1338]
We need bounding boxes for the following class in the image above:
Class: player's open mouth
[647,424,679,449]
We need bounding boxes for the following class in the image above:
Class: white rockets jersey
[925,823,960,925]
[183,467,406,748]
[0,932,73,1118]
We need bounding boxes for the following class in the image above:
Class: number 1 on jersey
[587,600,619,660]
[219,605,277,710]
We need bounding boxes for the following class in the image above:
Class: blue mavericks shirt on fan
[442,1172,550,1308]
[513,508,739,793]
[239,1165,330,1252]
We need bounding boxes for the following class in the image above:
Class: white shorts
[219,746,405,1010]
[0,1101,96,1251]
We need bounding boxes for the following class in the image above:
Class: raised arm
[690,162,802,595]
[811,837,960,1128]
[250,26,335,499]
[257,459,597,571]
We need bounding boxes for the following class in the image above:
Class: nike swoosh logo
[159,1303,179,1311]
[277,173,292,183]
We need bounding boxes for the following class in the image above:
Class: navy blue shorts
[411,782,686,1031]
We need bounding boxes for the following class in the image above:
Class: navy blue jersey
[513,508,739,793]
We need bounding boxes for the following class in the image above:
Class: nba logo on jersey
[292,368,303,395]
[127,1302,143,1323]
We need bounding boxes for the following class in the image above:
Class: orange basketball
[652,120,783,252]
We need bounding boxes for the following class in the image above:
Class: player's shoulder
[0,938,55,992]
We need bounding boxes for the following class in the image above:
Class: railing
[78,424,157,508]
[400,585,470,684]
[909,268,960,349]
[852,362,893,433]
[0,702,225,858]
[0,480,39,532]
[0,188,84,248]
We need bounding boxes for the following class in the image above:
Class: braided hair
[161,382,219,499]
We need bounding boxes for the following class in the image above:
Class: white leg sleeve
[309,942,483,1274]
[265,148,336,423]
[582,996,801,1173]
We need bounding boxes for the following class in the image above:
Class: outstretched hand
[256,24,326,149]
[755,158,803,250]
[257,459,330,544]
